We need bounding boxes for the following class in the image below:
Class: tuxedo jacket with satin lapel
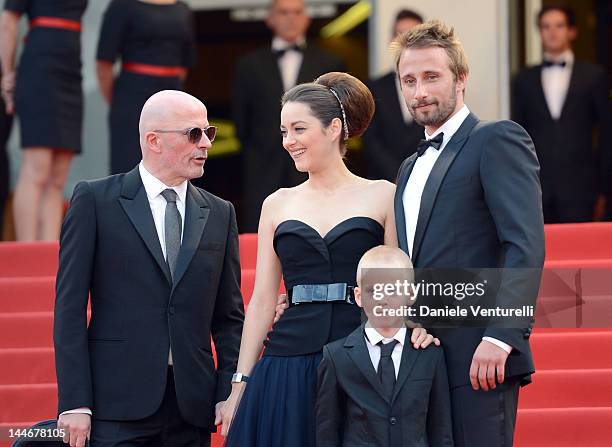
[53,167,245,429]
[232,44,345,231]
[316,323,453,447]
[511,60,611,204]
[362,72,424,181]
[394,113,545,388]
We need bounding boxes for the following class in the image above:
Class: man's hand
[214,401,225,427]
[469,340,510,391]
[273,293,288,324]
[57,413,91,447]
[219,384,246,437]
[411,327,440,349]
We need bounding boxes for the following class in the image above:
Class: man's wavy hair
[393,20,469,83]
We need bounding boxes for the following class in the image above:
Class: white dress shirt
[402,104,470,257]
[364,324,407,379]
[401,105,512,355]
[272,36,305,92]
[138,162,187,252]
[541,50,574,120]
[61,165,188,417]
[139,162,187,366]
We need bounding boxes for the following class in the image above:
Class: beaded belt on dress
[288,283,356,306]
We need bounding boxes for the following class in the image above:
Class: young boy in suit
[316,246,453,447]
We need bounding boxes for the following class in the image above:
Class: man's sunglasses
[153,126,217,144]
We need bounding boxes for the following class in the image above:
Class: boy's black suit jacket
[316,323,453,447]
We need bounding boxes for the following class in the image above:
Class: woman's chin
[293,160,309,172]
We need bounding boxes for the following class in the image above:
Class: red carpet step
[0,313,53,348]
[531,330,612,369]
[515,407,612,447]
[0,242,59,278]
[0,383,57,423]
[520,369,612,409]
[0,348,55,385]
[0,235,259,278]
[0,277,55,313]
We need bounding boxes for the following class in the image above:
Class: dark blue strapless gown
[225,217,384,447]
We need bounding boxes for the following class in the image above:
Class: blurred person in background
[232,0,345,232]
[0,65,13,241]
[512,5,611,223]
[362,8,424,182]
[0,62,11,239]
[0,0,87,241]
[96,0,197,175]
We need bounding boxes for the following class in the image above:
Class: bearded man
[393,21,545,447]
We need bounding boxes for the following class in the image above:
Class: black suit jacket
[53,167,245,429]
[232,44,345,231]
[363,72,424,181]
[511,61,611,204]
[316,323,453,447]
[394,113,545,388]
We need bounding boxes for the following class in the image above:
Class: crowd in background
[0,0,610,240]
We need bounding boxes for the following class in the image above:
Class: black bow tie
[416,133,444,157]
[543,59,567,68]
[274,44,304,58]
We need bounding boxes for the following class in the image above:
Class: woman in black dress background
[96,0,197,175]
[0,0,86,240]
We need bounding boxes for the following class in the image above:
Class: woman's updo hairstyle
[281,72,375,156]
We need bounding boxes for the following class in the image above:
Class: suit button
[169,306,175,315]
[389,417,397,425]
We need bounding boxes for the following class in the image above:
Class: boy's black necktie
[377,339,399,399]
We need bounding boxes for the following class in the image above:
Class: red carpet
[1,223,611,447]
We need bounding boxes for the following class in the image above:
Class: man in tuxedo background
[394,22,545,446]
[232,0,345,232]
[362,9,425,181]
[512,5,611,223]
[54,90,244,447]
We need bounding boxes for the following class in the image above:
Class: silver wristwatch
[231,372,249,384]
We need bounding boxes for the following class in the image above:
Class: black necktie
[274,44,304,58]
[377,339,399,399]
[543,59,567,68]
[161,189,182,280]
[416,132,444,157]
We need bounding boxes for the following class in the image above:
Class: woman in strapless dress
[222,72,434,447]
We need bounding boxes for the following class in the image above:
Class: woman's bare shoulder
[363,179,396,195]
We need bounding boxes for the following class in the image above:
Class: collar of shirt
[138,162,188,205]
[271,36,306,52]
[423,104,470,152]
[543,49,574,69]
[364,323,407,347]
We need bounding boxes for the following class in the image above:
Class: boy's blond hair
[356,246,414,286]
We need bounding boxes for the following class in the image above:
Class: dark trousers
[543,196,594,223]
[0,100,12,237]
[450,377,520,447]
[90,368,211,447]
